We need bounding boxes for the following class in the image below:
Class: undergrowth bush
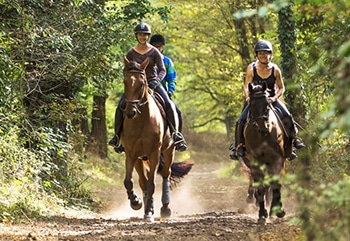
[0,124,92,222]
[291,135,350,241]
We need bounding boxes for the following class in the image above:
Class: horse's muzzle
[125,108,137,119]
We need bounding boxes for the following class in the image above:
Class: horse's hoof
[144,213,155,222]
[161,206,171,218]
[276,209,286,218]
[246,194,254,204]
[257,217,267,224]
[270,206,286,218]
[130,197,142,210]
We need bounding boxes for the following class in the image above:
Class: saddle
[150,89,167,120]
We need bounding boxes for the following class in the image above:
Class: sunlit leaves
[233,0,290,19]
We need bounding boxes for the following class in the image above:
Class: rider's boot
[285,115,306,150]
[108,107,125,153]
[172,132,188,152]
[294,138,305,149]
[229,121,246,160]
[167,105,187,152]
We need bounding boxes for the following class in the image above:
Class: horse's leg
[246,176,255,204]
[124,156,142,210]
[255,184,268,224]
[269,181,286,218]
[134,157,148,205]
[159,152,173,218]
[142,153,160,222]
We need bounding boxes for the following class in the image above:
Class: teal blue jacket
[161,55,176,94]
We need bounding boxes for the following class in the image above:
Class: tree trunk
[278,1,306,125]
[87,95,108,159]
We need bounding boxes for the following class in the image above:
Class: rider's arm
[272,65,285,102]
[244,63,254,101]
[163,56,177,94]
[155,50,166,82]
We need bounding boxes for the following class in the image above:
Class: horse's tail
[158,156,194,187]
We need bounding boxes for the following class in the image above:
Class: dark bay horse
[120,56,192,222]
[241,82,291,224]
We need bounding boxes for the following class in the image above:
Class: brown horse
[241,82,291,224]
[120,56,191,222]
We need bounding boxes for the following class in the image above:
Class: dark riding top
[252,63,275,97]
[238,62,290,122]
[125,47,166,83]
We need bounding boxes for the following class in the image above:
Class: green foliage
[0,127,51,221]
[0,0,171,221]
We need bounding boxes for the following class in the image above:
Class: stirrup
[172,132,188,152]
[288,151,297,160]
[229,149,239,160]
[114,145,125,154]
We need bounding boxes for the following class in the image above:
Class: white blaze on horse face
[131,75,136,87]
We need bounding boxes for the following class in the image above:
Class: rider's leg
[150,80,187,152]
[108,94,125,153]
[230,104,249,160]
[274,100,305,149]
[175,105,183,133]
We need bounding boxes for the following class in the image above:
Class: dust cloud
[99,160,254,221]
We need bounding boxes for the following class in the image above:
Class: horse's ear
[248,83,253,92]
[140,57,150,70]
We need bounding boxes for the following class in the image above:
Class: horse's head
[248,82,270,135]
[123,56,149,119]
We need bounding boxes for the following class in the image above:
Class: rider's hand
[268,96,276,103]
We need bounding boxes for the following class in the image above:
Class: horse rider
[109,22,188,153]
[150,33,184,132]
[230,40,305,160]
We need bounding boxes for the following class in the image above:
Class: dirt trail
[0,160,301,241]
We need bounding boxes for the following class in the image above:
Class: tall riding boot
[229,121,246,160]
[166,106,187,152]
[287,115,305,150]
[175,105,183,132]
[108,106,125,153]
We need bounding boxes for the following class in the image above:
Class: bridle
[124,68,148,114]
[247,91,271,136]
[249,92,270,121]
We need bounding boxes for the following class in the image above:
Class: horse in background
[120,56,192,222]
[241,82,291,224]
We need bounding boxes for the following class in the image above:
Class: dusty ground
[0,158,301,241]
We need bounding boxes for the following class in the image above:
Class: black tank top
[253,63,275,97]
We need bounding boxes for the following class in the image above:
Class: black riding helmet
[150,34,165,45]
[254,40,273,54]
[134,22,151,34]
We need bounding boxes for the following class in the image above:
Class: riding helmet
[150,34,165,45]
[134,22,151,34]
[254,40,273,53]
